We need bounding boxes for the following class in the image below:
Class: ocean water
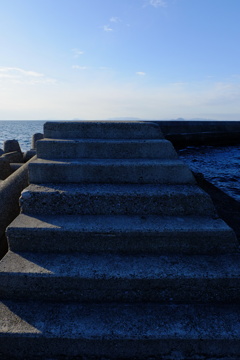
[178,145,240,202]
[0,120,45,152]
[0,120,240,202]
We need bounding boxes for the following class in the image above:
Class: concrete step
[1,300,240,359]
[7,214,239,255]
[44,120,164,139]
[37,138,178,160]
[20,183,217,216]
[1,251,240,303]
[29,158,196,184]
[7,214,239,254]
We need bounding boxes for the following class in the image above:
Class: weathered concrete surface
[2,251,240,303]
[29,158,196,184]
[0,156,36,240]
[10,163,24,172]
[1,301,240,359]
[44,120,164,139]
[31,132,43,149]
[23,149,36,162]
[1,151,23,163]
[1,121,240,359]
[158,120,240,135]
[3,139,22,154]
[157,120,240,147]
[20,183,216,216]
[37,138,178,159]
[7,214,239,255]
[0,158,12,180]
[7,214,238,255]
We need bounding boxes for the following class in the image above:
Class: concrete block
[10,163,24,172]
[7,214,239,255]
[44,120,164,139]
[28,158,196,184]
[23,149,36,162]
[0,158,12,180]
[0,156,36,240]
[3,139,22,154]
[20,183,216,216]
[37,138,178,159]
[31,133,43,149]
[1,151,23,163]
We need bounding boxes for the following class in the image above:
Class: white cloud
[103,25,113,32]
[0,67,56,85]
[72,48,84,58]
[149,0,167,8]
[0,67,44,78]
[72,65,88,70]
[110,17,120,23]
[136,71,146,76]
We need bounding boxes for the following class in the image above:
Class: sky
[1,0,240,120]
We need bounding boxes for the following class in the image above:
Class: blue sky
[1,0,240,120]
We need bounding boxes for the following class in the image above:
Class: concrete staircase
[1,120,240,359]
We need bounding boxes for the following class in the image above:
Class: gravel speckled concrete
[1,121,240,359]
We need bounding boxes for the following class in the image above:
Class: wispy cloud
[148,0,167,8]
[0,67,56,84]
[72,48,84,58]
[110,17,120,23]
[101,16,129,33]
[136,71,146,76]
[103,25,113,32]
[72,65,88,70]
[0,67,44,78]
[102,17,121,32]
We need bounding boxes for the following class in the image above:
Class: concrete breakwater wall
[155,120,240,147]
[0,133,43,180]
[0,156,37,259]
[0,133,43,259]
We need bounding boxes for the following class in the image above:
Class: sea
[0,120,45,153]
[0,120,240,202]
[178,145,240,202]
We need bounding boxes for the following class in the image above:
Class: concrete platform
[20,183,216,216]
[29,158,196,184]
[1,301,240,359]
[7,214,238,255]
[44,120,164,139]
[37,138,178,159]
